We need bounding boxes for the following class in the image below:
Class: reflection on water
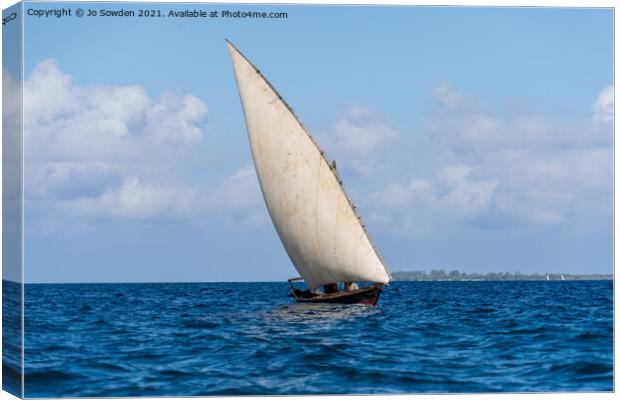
[265,302,379,325]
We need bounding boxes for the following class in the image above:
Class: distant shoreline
[392,271,613,281]
[3,273,614,285]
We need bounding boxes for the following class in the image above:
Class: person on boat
[344,281,359,291]
[323,283,338,294]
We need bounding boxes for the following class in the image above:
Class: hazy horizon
[10,269,614,285]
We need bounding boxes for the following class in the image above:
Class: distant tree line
[392,269,612,281]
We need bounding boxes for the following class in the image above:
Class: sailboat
[226,40,391,306]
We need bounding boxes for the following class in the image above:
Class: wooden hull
[290,285,383,306]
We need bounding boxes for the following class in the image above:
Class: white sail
[227,41,391,290]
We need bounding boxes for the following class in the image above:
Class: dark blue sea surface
[24,281,612,396]
[3,280,22,397]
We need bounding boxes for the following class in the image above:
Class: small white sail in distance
[226,40,391,290]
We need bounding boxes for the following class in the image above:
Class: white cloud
[318,106,398,175]
[593,85,613,124]
[370,164,497,228]
[63,177,198,220]
[209,166,261,209]
[2,69,21,128]
[143,91,207,145]
[49,164,265,226]
[27,162,124,200]
[371,84,613,233]
[370,178,436,209]
[2,69,22,202]
[205,166,266,227]
[439,165,498,219]
[430,81,467,110]
[427,84,613,158]
[19,59,613,238]
[24,60,207,168]
[21,60,263,226]
[24,59,77,123]
[23,59,207,188]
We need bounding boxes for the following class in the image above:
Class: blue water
[22,281,612,396]
[3,280,22,397]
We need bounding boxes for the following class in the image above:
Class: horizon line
[3,273,614,285]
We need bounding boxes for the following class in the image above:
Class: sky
[9,2,613,282]
[3,2,23,284]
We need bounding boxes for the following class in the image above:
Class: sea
[4,280,614,396]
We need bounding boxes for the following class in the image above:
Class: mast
[227,40,391,290]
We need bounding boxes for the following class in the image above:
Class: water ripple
[17,280,613,396]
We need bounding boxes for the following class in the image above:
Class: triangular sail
[227,40,391,290]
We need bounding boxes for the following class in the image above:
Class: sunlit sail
[227,40,390,304]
